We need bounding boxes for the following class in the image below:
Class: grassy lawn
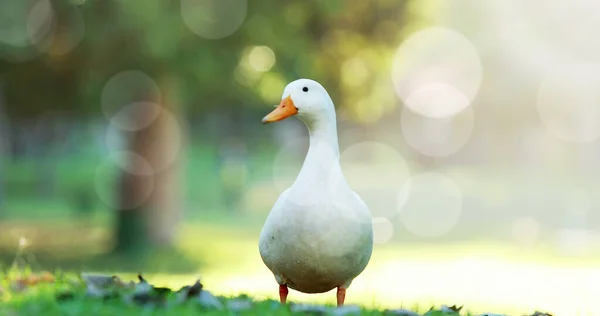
[0,219,585,315]
[0,270,467,316]
[1,148,595,315]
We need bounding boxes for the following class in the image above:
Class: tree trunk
[0,82,6,216]
[114,75,185,253]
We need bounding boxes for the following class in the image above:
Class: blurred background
[1,0,600,314]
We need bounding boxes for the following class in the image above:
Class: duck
[258,78,374,306]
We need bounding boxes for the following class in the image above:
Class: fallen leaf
[81,273,131,300]
[424,304,463,315]
[124,274,174,307]
[10,271,55,292]
[81,274,130,289]
[441,305,463,313]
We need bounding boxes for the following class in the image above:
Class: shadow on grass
[0,222,204,274]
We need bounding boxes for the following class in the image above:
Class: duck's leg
[279,284,289,304]
[336,287,346,306]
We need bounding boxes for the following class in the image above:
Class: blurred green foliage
[0,0,421,122]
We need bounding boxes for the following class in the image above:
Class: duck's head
[262,78,334,124]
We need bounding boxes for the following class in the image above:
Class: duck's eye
[302,87,308,92]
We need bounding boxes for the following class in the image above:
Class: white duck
[259,79,373,306]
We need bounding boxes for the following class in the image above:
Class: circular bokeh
[33,6,85,56]
[100,70,162,121]
[105,108,183,175]
[109,101,162,132]
[26,0,54,47]
[401,105,475,157]
[372,217,394,244]
[181,0,247,39]
[338,141,410,218]
[0,0,53,48]
[391,26,483,118]
[403,82,472,119]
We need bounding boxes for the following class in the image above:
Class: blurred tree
[0,0,415,251]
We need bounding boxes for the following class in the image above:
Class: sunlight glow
[137,256,600,316]
[400,105,475,157]
[391,26,482,119]
[403,82,471,119]
[397,172,463,238]
[537,60,600,143]
[339,141,410,219]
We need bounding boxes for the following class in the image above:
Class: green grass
[0,220,574,315]
[0,270,466,316]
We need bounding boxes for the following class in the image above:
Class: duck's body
[259,79,373,305]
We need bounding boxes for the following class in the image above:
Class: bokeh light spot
[18,237,28,248]
[248,46,275,72]
[181,0,247,40]
[537,60,600,143]
[258,72,286,103]
[0,0,52,48]
[339,141,410,218]
[109,150,155,177]
[109,101,162,132]
[100,70,162,120]
[404,82,471,119]
[372,217,393,244]
[397,172,463,238]
[105,109,183,175]
[391,26,482,108]
[350,98,384,124]
[33,6,85,56]
[401,105,474,157]
[341,57,369,87]
[26,0,54,47]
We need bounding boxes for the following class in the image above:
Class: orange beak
[262,96,298,124]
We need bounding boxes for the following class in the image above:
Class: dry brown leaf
[11,271,55,292]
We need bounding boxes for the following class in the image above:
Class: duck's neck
[306,114,340,157]
[295,114,340,186]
